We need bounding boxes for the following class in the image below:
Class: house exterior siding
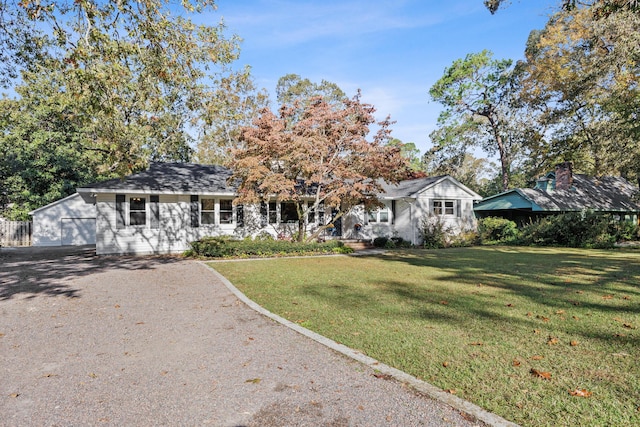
[75,163,482,255]
[96,194,243,255]
[30,193,97,247]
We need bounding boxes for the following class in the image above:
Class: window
[280,202,298,223]
[268,202,277,224]
[433,200,455,216]
[368,207,390,223]
[130,197,146,226]
[201,199,215,225]
[220,200,233,224]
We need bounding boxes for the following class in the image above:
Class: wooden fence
[0,221,32,247]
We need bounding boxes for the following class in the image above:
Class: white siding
[31,193,96,246]
[96,194,242,255]
[414,178,478,237]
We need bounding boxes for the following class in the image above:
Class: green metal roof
[474,190,536,211]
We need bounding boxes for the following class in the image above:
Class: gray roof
[78,163,484,202]
[478,174,640,212]
[379,175,482,199]
[78,163,237,194]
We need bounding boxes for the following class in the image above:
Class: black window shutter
[150,195,160,229]
[190,195,199,228]
[236,204,244,227]
[116,194,126,229]
[260,202,267,227]
[391,200,396,225]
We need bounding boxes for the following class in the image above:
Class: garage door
[61,218,96,246]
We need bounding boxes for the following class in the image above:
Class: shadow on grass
[367,247,640,311]
[0,245,183,300]
[298,247,639,345]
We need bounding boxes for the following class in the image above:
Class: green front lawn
[211,247,640,426]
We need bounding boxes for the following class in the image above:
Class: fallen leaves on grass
[445,389,457,394]
[547,336,559,345]
[531,355,544,360]
[602,295,614,300]
[570,340,579,346]
[569,388,593,397]
[442,361,449,367]
[555,310,565,315]
[537,315,550,322]
[469,341,483,346]
[512,359,521,367]
[440,300,449,305]
[530,368,552,380]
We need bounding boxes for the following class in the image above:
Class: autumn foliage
[230,92,410,240]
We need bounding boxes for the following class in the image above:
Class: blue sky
[212,0,556,155]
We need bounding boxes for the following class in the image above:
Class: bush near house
[478,212,639,248]
[477,216,519,244]
[187,236,352,258]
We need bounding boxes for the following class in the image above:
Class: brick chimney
[554,162,573,190]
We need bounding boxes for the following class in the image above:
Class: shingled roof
[79,162,485,201]
[378,175,482,199]
[475,174,640,213]
[78,163,237,195]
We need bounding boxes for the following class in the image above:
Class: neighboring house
[74,162,481,255]
[29,193,97,246]
[474,162,640,225]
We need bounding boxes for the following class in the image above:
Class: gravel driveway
[1,246,487,426]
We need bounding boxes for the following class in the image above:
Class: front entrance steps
[340,239,374,251]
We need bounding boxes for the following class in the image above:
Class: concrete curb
[202,262,519,427]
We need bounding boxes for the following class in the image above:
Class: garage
[30,193,97,247]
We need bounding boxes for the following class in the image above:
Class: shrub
[187,236,353,258]
[477,217,519,244]
[373,236,389,248]
[419,214,452,249]
[517,211,632,249]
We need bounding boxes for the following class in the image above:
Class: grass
[210,246,640,427]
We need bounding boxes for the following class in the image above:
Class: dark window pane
[201,199,215,211]
[281,202,298,223]
[130,197,145,211]
[130,212,146,226]
[220,211,233,224]
[201,212,215,225]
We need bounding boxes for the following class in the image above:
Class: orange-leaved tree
[229,91,410,242]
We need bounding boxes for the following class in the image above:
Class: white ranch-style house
[65,162,480,255]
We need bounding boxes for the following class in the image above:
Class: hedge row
[478,212,639,248]
[186,236,353,258]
